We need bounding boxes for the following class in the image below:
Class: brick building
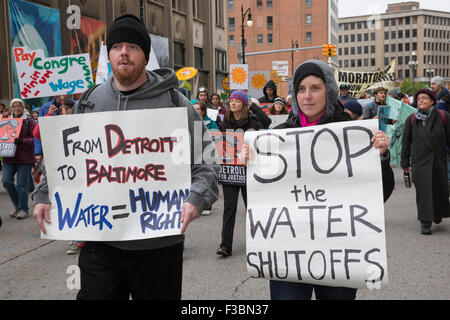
[227,0,338,98]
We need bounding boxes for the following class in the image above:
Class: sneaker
[16,211,29,220]
[9,209,20,218]
[66,241,83,255]
[216,246,232,257]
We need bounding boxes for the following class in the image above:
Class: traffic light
[322,44,329,57]
[322,44,337,57]
[331,44,337,57]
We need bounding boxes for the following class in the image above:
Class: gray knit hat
[430,76,444,88]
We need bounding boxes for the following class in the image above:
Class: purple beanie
[229,90,248,107]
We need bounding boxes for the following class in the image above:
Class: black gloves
[14,138,24,145]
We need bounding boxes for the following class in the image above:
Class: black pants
[270,280,357,300]
[77,241,183,300]
[220,184,247,253]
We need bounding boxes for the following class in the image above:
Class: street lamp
[291,40,298,76]
[408,51,418,94]
[240,5,253,64]
[426,61,435,87]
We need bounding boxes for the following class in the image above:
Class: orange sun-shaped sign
[231,66,248,85]
[251,73,267,89]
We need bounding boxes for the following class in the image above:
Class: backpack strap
[77,84,101,114]
[169,88,180,107]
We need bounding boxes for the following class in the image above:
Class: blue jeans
[270,280,357,300]
[2,162,33,212]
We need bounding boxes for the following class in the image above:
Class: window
[391,18,396,26]
[344,23,348,31]
[398,43,403,52]
[405,29,410,38]
[371,45,375,53]
[357,22,362,29]
[267,33,273,44]
[391,31,396,39]
[257,34,263,44]
[351,34,355,42]
[306,32,312,43]
[357,46,362,54]
[398,56,403,65]
[391,44,396,52]
[405,17,410,25]
[228,17,235,31]
[371,58,375,66]
[344,60,349,68]
[215,49,227,72]
[364,33,368,41]
[351,47,355,55]
[194,47,203,69]
[267,0,272,8]
[384,44,389,52]
[228,0,234,10]
[306,14,312,25]
[357,34,362,42]
[384,32,389,39]
[398,69,403,79]
[384,19,389,27]
[371,33,375,41]
[351,59,355,67]
[364,58,368,67]
[398,30,403,39]
[257,0,263,9]
[267,16,273,30]
[174,41,185,68]
[364,46,369,54]
[344,47,349,55]
[229,35,234,46]
[357,59,362,67]
[405,42,410,51]
[412,29,417,37]
[344,35,348,42]
[306,0,312,8]
[216,0,224,26]
[384,58,389,66]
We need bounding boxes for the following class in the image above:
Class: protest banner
[245,120,388,289]
[230,64,249,90]
[210,131,246,186]
[0,118,23,157]
[389,101,416,166]
[14,47,93,99]
[38,108,191,241]
[335,60,396,98]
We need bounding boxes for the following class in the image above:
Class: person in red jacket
[2,98,35,219]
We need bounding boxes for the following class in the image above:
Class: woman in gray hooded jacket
[270,59,394,300]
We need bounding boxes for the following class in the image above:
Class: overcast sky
[338,0,448,18]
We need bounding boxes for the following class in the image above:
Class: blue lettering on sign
[129,188,190,213]
[49,79,84,94]
[55,192,112,231]
[140,210,182,234]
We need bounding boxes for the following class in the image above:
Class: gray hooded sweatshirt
[32,69,219,250]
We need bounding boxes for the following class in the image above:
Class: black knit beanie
[293,62,326,96]
[107,14,150,62]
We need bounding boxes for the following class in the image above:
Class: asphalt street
[0,167,449,300]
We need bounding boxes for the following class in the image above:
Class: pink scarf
[299,109,324,127]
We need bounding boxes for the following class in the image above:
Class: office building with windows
[338,2,450,83]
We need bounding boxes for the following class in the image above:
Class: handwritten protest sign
[245,120,388,289]
[14,47,93,99]
[210,131,246,186]
[39,109,191,241]
[0,118,23,157]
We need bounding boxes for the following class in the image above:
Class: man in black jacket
[258,80,279,104]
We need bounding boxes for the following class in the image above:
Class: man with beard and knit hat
[32,14,219,300]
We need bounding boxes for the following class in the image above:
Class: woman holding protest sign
[2,98,35,220]
[216,90,264,257]
[258,59,394,300]
[401,89,450,235]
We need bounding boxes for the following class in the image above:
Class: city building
[227,0,338,98]
[338,2,450,84]
[0,0,228,100]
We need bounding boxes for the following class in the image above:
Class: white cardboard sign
[245,120,388,289]
[39,108,191,241]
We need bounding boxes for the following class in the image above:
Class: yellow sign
[176,67,198,81]
[222,76,230,91]
[270,70,280,84]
